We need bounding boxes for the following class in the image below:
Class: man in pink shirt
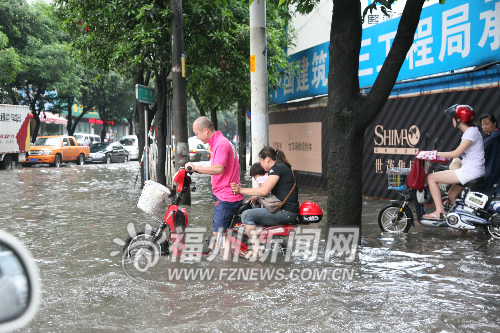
[185,117,243,245]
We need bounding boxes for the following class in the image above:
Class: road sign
[135,84,155,104]
[250,55,255,73]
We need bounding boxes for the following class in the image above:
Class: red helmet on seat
[298,201,323,224]
[444,104,475,123]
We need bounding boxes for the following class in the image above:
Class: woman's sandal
[239,249,262,259]
[422,212,445,220]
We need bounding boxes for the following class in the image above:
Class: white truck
[0,104,31,169]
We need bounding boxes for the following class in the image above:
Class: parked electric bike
[378,163,500,239]
[123,167,323,260]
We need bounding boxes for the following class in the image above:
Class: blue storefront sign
[271,0,500,104]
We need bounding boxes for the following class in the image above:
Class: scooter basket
[137,180,171,215]
[387,167,410,190]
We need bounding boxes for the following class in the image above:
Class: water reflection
[0,162,499,332]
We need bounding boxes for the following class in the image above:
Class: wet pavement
[1,161,500,332]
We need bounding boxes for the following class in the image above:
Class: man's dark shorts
[212,194,243,232]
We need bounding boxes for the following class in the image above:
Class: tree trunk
[171,0,190,204]
[210,107,218,131]
[327,0,425,227]
[99,105,108,141]
[66,98,75,136]
[237,100,247,171]
[29,87,43,143]
[192,91,206,117]
[127,116,134,135]
[155,68,168,186]
[66,97,88,136]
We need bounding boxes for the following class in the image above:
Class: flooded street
[1,162,500,332]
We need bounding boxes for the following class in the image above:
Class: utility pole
[171,0,190,204]
[250,0,268,164]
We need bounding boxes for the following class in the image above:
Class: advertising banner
[269,122,322,173]
[272,0,500,104]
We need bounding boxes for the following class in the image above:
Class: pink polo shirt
[208,131,244,202]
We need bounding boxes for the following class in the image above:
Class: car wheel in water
[106,155,112,164]
[76,154,85,165]
[51,155,62,168]
[0,155,12,169]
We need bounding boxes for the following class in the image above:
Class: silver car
[119,135,139,160]
[189,143,210,162]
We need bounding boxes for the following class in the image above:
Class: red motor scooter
[123,167,323,260]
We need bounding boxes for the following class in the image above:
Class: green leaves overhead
[0,0,77,107]
[0,32,21,85]
[55,0,172,74]
[55,0,293,116]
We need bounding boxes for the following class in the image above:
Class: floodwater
[1,161,500,332]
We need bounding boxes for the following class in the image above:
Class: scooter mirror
[434,138,442,148]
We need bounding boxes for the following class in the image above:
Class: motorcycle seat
[236,201,252,215]
[277,220,298,226]
[461,177,484,188]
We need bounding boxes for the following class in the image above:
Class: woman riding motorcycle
[424,105,485,219]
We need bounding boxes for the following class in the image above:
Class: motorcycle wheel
[484,220,500,240]
[269,236,287,255]
[378,203,413,233]
[123,228,170,258]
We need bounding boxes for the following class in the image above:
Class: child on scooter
[249,162,268,207]
[250,162,268,186]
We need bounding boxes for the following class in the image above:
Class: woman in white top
[424,105,485,219]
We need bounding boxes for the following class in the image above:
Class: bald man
[185,117,243,246]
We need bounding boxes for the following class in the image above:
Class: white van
[119,135,139,160]
[73,133,101,146]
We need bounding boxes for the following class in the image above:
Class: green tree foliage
[55,0,174,185]
[0,32,21,88]
[0,0,76,141]
[0,0,137,140]
[185,0,294,118]
[56,0,293,184]
[55,0,171,74]
[93,72,135,140]
[55,0,293,124]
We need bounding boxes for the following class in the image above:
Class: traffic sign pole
[135,84,155,182]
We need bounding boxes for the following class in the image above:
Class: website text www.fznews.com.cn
[166,267,355,282]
